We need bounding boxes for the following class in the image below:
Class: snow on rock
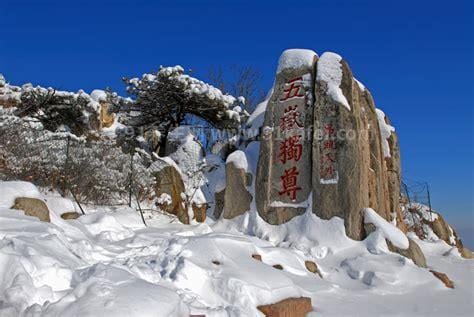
[276,49,317,74]
[376,108,395,157]
[364,207,409,249]
[317,52,351,110]
[89,89,108,103]
[0,181,42,208]
[226,150,248,171]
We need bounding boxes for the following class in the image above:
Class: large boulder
[223,150,253,219]
[150,158,188,224]
[256,49,317,225]
[12,197,51,222]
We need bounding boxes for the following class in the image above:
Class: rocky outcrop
[150,159,188,224]
[252,50,405,240]
[223,151,252,219]
[257,297,313,317]
[12,197,51,222]
[404,205,473,259]
[256,49,317,225]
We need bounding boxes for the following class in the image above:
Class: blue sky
[1,0,472,246]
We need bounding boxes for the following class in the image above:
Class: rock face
[257,297,313,317]
[387,238,427,268]
[150,159,188,224]
[12,197,51,222]
[312,53,370,240]
[256,49,317,225]
[223,151,252,219]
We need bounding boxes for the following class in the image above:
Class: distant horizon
[1,0,472,247]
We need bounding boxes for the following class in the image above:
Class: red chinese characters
[278,166,302,200]
[278,135,302,164]
[280,105,303,132]
[277,77,307,201]
[320,121,338,181]
[279,77,305,101]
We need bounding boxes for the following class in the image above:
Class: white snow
[375,108,395,157]
[226,150,248,171]
[0,181,42,208]
[276,49,317,74]
[317,52,351,110]
[0,181,473,316]
[364,207,409,249]
[157,193,172,205]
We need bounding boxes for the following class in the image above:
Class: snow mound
[276,49,317,74]
[317,52,351,110]
[364,208,409,249]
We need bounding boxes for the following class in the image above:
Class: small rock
[272,264,283,270]
[212,260,220,266]
[430,270,454,289]
[305,260,322,278]
[252,254,262,262]
[257,297,312,317]
[61,212,80,220]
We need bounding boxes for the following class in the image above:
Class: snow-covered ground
[0,181,472,316]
